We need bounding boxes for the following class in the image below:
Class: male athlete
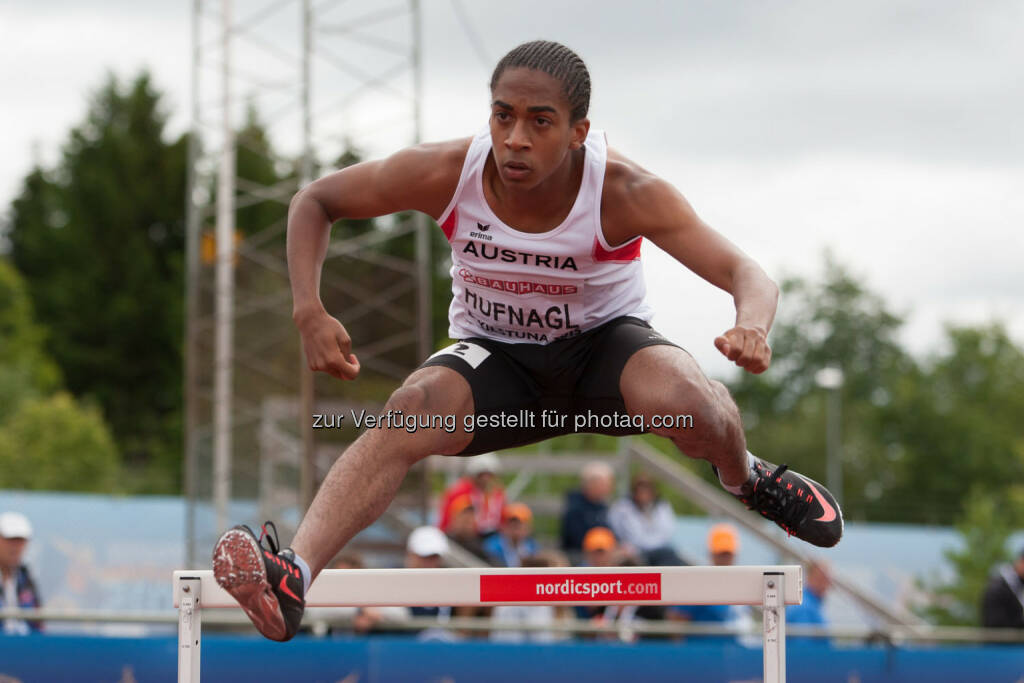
[213,40,844,642]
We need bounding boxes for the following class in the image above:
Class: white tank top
[438,129,653,345]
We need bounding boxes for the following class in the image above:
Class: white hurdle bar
[174,564,801,683]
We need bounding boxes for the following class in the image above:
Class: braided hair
[490,40,591,122]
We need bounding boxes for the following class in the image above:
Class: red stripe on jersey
[440,207,458,242]
[592,235,642,262]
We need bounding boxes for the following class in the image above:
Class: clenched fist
[714,326,771,374]
[294,308,361,380]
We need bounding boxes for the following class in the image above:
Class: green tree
[6,73,188,486]
[235,103,291,238]
[0,392,120,491]
[881,323,1024,524]
[729,254,1024,524]
[727,254,917,521]
[917,487,1024,625]
[0,259,62,418]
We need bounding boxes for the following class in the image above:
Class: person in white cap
[405,525,449,570]
[404,526,461,642]
[0,511,42,634]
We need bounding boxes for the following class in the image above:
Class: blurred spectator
[438,452,506,537]
[331,552,364,570]
[608,471,684,565]
[708,523,739,567]
[561,461,615,557]
[490,554,573,644]
[575,538,665,642]
[483,503,539,567]
[581,526,619,568]
[309,552,370,635]
[405,526,459,641]
[534,548,570,569]
[981,547,1024,628]
[327,551,408,636]
[444,494,490,562]
[601,557,667,642]
[0,512,42,635]
[406,525,448,571]
[669,524,754,643]
[442,502,496,630]
[575,527,620,623]
[787,560,832,627]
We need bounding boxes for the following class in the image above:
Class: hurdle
[174,564,801,682]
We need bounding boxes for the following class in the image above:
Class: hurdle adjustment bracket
[177,576,202,683]
[762,571,787,683]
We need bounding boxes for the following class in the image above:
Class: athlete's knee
[647,378,737,443]
[645,376,708,421]
[385,384,429,415]
[708,379,736,407]
[382,382,473,456]
[397,366,474,415]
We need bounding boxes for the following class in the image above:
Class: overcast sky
[2,0,1021,379]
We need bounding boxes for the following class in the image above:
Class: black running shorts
[420,316,679,455]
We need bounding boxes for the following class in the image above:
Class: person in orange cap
[438,452,506,537]
[444,494,489,562]
[581,526,618,568]
[483,502,539,567]
[668,522,754,642]
[707,523,740,566]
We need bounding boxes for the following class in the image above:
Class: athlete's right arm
[288,139,470,380]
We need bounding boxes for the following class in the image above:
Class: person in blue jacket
[787,560,832,627]
[484,503,540,567]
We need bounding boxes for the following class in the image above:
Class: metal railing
[5,608,1023,644]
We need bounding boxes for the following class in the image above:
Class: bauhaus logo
[458,268,578,296]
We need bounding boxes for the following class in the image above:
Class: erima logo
[462,241,578,271]
[470,222,493,242]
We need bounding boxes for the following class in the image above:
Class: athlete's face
[489,68,589,190]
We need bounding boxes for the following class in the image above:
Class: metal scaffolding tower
[184,0,433,565]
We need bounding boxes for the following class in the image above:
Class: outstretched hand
[295,309,361,380]
[714,326,771,374]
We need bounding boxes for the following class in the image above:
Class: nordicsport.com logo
[479,573,661,602]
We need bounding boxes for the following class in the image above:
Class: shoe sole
[212,529,288,641]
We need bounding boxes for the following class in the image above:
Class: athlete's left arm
[602,158,778,374]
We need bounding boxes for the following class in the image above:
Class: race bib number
[429,341,491,369]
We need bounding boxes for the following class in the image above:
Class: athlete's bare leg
[619,345,748,486]
[291,366,474,578]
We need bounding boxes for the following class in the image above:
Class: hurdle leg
[762,571,786,683]
[177,576,203,683]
